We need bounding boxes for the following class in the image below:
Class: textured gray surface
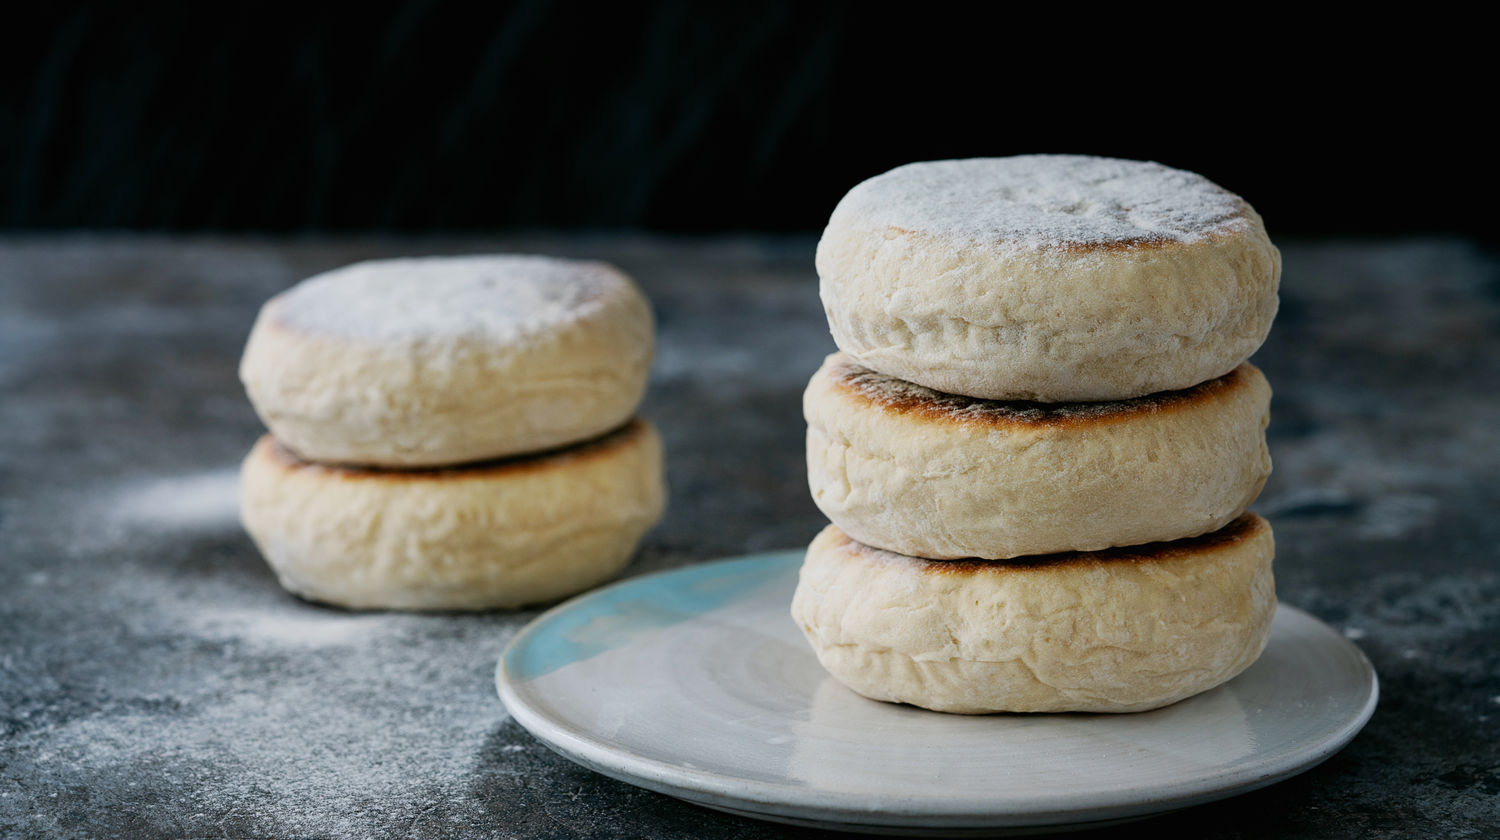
[1,235,1496,839]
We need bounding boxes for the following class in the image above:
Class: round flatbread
[792,516,1276,713]
[239,420,665,610]
[805,353,1272,559]
[241,254,654,466]
[817,155,1279,401]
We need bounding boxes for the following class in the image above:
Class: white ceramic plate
[497,551,1377,835]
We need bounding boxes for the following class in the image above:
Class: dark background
[4,3,1491,238]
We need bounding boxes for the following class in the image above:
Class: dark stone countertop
[1,234,1496,839]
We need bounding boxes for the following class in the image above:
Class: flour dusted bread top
[829,155,1252,254]
[241,254,655,467]
[816,155,1280,402]
[270,255,627,343]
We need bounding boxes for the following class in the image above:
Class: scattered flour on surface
[1356,494,1440,540]
[26,682,490,838]
[191,609,393,648]
[105,468,241,531]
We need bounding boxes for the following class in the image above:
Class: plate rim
[497,551,1379,830]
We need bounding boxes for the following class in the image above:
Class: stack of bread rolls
[792,156,1281,713]
[238,255,665,611]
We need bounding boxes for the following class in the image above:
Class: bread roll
[805,353,1271,559]
[240,254,653,466]
[239,420,665,611]
[791,516,1276,713]
[817,155,1280,401]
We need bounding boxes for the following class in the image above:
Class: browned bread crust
[829,355,1258,430]
[824,513,1267,574]
[259,419,649,480]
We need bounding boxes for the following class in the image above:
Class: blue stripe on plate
[506,552,800,681]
